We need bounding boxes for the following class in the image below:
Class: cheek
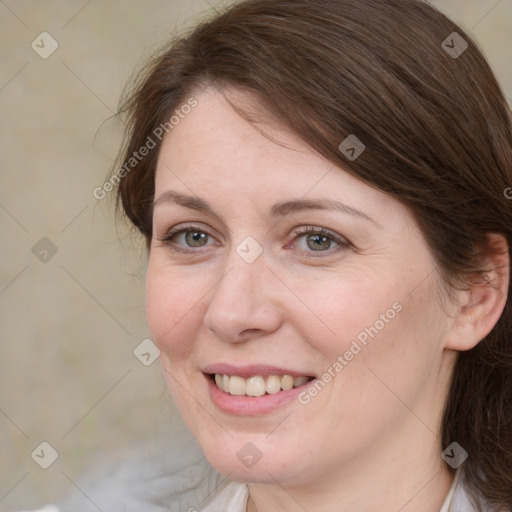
[294,268,436,396]
[291,272,402,355]
[145,259,205,358]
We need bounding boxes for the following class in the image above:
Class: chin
[195,433,309,485]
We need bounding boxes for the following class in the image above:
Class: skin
[145,86,510,512]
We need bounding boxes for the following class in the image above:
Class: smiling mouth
[209,373,314,397]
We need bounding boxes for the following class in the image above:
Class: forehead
[154,87,394,220]
[156,87,317,175]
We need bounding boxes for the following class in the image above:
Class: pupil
[307,234,330,251]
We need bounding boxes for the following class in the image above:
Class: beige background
[0,0,511,510]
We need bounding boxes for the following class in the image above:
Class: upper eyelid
[164,223,218,237]
[292,226,350,249]
[161,223,339,237]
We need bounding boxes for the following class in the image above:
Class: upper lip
[202,363,316,379]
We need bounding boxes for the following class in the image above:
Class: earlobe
[445,232,510,352]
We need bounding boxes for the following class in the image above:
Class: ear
[445,232,510,351]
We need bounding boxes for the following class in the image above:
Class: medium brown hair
[113,0,512,508]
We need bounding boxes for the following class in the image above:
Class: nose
[203,253,282,343]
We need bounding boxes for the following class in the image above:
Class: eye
[179,230,210,248]
[156,223,215,252]
[301,233,332,251]
[288,226,350,257]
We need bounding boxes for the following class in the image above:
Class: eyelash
[156,223,350,258]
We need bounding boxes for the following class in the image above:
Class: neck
[245,434,455,512]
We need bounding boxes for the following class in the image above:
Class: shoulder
[17,434,218,512]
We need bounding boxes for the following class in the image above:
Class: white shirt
[199,468,476,512]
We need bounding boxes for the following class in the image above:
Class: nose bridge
[203,245,281,341]
[211,247,267,314]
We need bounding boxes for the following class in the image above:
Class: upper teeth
[214,374,310,396]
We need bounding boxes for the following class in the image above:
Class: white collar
[440,467,463,512]
[201,467,466,512]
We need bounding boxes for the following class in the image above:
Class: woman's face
[146,87,457,486]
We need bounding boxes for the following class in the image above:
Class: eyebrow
[271,198,382,228]
[153,190,221,220]
[153,190,382,228]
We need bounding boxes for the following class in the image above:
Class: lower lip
[206,374,313,415]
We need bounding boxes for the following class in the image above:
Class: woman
[32,0,512,511]
[114,0,512,510]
